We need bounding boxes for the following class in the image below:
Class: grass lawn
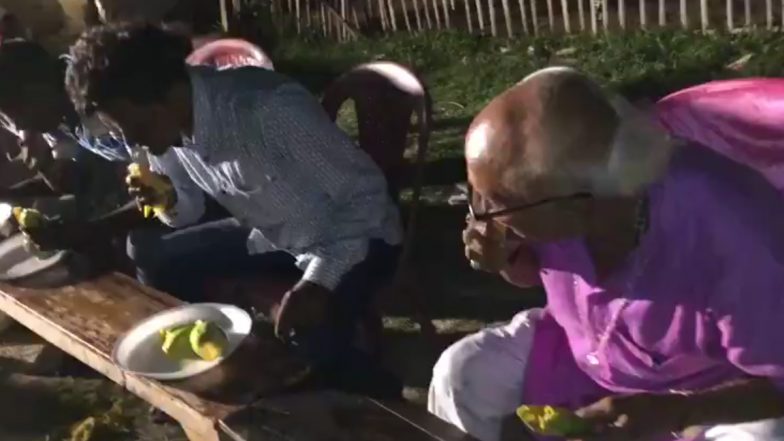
[273,29,784,163]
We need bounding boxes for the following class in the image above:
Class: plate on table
[112,303,252,381]
[0,234,68,282]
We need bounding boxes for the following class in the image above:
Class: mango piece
[516,405,592,437]
[189,320,228,361]
[160,324,197,361]
[12,207,43,229]
[127,162,169,218]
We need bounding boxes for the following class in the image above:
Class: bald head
[466,67,671,199]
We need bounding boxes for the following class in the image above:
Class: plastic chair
[321,61,437,348]
[186,37,274,71]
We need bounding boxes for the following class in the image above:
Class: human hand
[125,166,175,213]
[274,280,330,340]
[571,393,692,441]
[463,215,510,272]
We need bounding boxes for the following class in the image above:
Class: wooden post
[431,0,441,28]
[320,2,328,35]
[364,0,374,25]
[378,0,388,31]
[306,0,313,27]
[475,0,485,31]
[352,5,361,29]
[602,0,609,32]
[518,0,529,34]
[388,0,399,30]
[680,0,688,29]
[767,0,773,29]
[578,0,586,31]
[726,0,733,30]
[423,0,433,28]
[502,0,513,35]
[219,0,230,32]
[546,0,555,32]
[658,0,665,26]
[744,0,751,27]
[399,0,412,30]
[639,0,646,29]
[296,0,302,33]
[530,0,539,35]
[700,0,708,31]
[618,0,625,30]
[489,0,497,35]
[288,0,294,15]
[339,0,346,38]
[465,0,474,31]
[590,0,598,33]
[413,0,423,30]
[562,0,571,33]
[442,0,451,28]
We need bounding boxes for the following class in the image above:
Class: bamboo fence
[234,0,784,40]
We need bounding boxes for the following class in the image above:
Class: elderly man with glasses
[428,67,784,441]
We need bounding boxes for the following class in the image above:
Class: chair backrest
[186,38,274,71]
[321,61,432,261]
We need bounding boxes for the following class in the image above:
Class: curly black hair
[65,22,193,116]
[0,39,62,108]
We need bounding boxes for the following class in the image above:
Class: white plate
[0,234,68,281]
[112,303,252,381]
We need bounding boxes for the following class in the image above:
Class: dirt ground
[0,181,544,441]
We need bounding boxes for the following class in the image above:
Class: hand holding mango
[12,207,56,258]
[516,405,592,437]
[160,320,229,362]
[126,163,174,219]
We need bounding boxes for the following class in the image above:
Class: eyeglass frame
[467,184,593,222]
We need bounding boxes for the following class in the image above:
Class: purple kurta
[517,145,784,438]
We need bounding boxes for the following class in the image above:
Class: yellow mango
[516,405,591,437]
[189,320,228,361]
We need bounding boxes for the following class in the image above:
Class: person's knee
[430,335,486,404]
[126,228,165,270]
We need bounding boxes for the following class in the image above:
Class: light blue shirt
[150,66,402,290]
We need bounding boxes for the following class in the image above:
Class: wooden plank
[352,6,361,30]
[618,0,625,30]
[659,0,665,26]
[727,0,733,30]
[0,275,230,438]
[320,2,328,35]
[502,0,513,35]
[680,0,688,29]
[546,0,555,32]
[561,0,571,33]
[518,0,529,34]
[431,0,442,29]
[602,0,609,32]
[489,0,498,35]
[306,0,313,27]
[700,0,708,31]
[590,0,598,33]
[639,0,646,29]
[379,0,389,31]
[578,0,586,30]
[423,0,433,29]
[530,0,539,35]
[295,0,302,33]
[744,0,751,26]
[465,0,474,32]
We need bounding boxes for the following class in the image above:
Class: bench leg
[181,424,221,441]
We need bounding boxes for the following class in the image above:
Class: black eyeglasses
[467,184,592,222]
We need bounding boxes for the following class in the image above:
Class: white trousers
[428,309,784,441]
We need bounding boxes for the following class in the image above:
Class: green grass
[273,30,784,160]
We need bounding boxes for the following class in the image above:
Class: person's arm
[254,84,396,291]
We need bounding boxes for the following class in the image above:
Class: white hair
[500,72,674,197]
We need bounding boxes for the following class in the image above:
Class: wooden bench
[0,272,474,441]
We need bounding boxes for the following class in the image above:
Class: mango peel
[159,320,228,362]
[12,207,44,230]
[516,405,592,437]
